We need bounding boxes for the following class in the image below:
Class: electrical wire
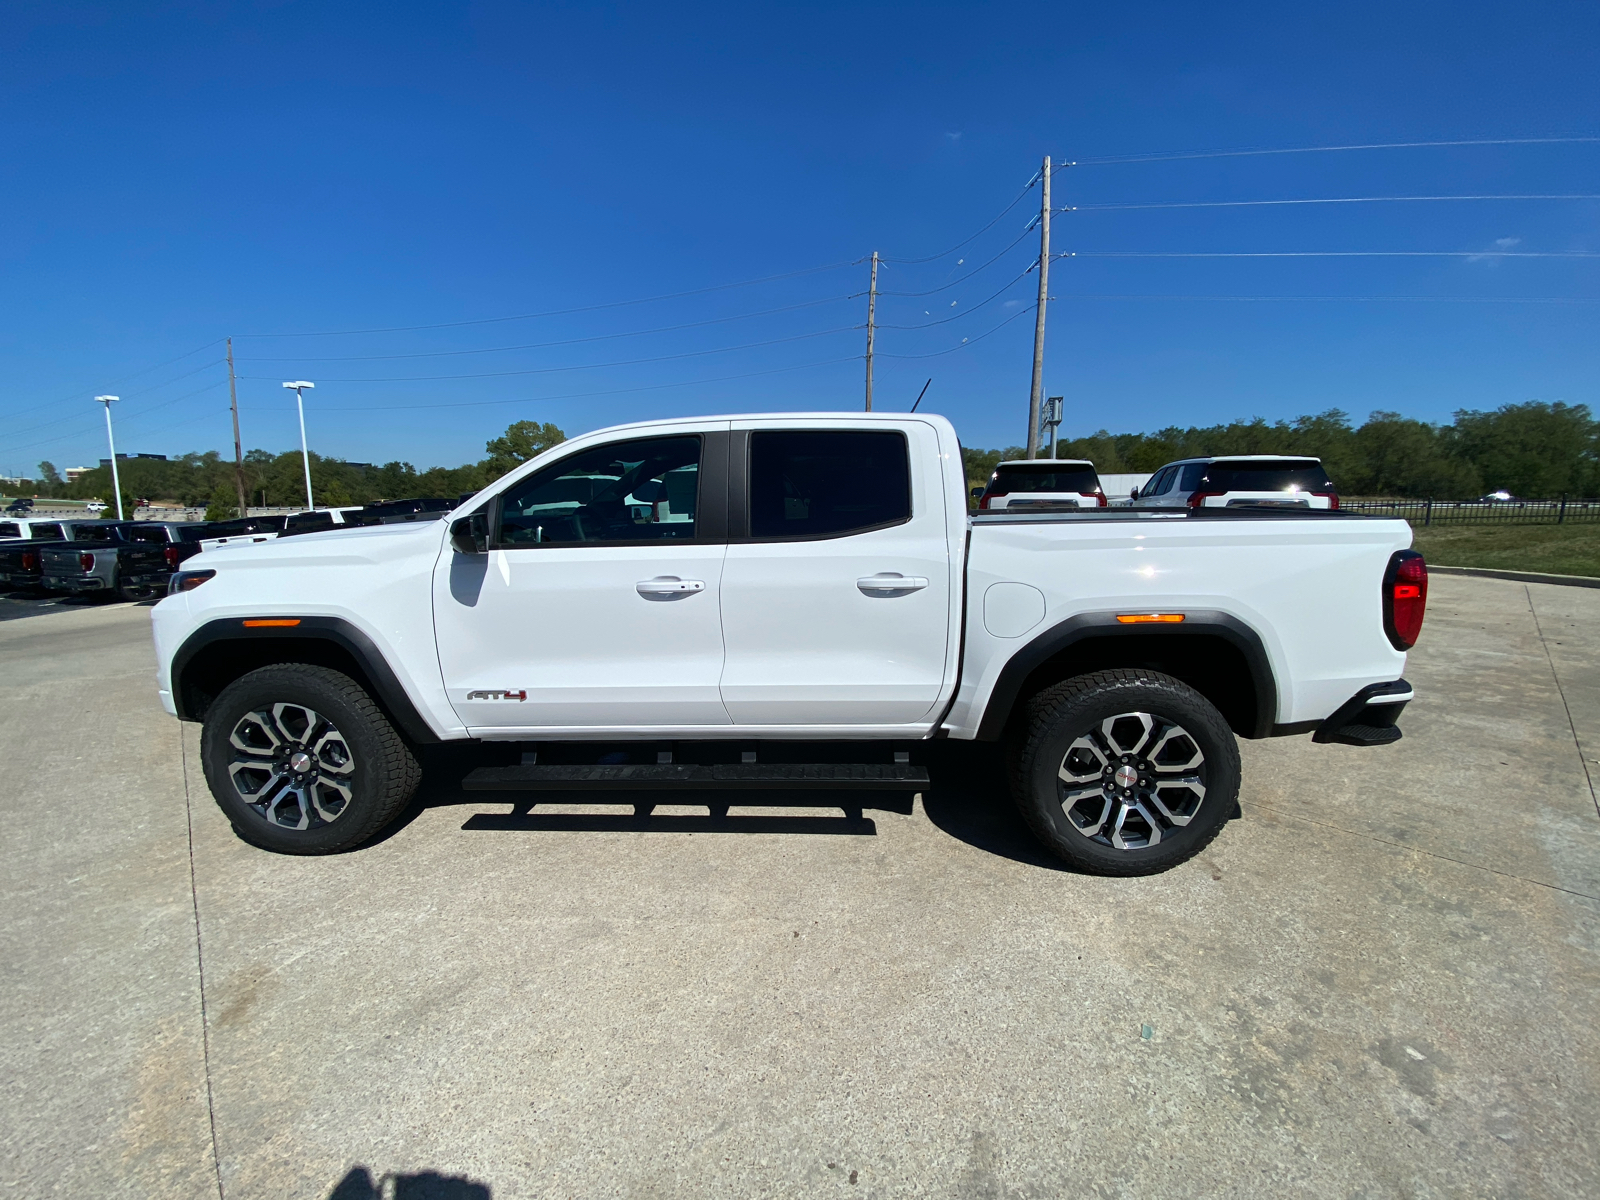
[1052,293,1600,303]
[2,360,226,442]
[877,304,1037,358]
[1068,136,1600,167]
[875,267,1034,329]
[1,381,228,455]
[234,295,858,363]
[1070,250,1600,258]
[876,226,1036,297]
[235,263,859,338]
[1072,194,1600,211]
[309,355,864,413]
[235,326,859,383]
[880,179,1037,265]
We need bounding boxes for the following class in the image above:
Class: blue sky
[2,0,1597,475]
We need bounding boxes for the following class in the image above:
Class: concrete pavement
[1,577,1597,1198]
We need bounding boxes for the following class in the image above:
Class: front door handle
[857,573,930,594]
[637,577,706,596]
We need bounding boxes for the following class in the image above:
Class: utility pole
[226,338,248,517]
[1026,156,1051,459]
[864,251,879,411]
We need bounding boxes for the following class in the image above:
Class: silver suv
[1132,456,1338,510]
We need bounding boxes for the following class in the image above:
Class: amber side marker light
[1116,613,1185,624]
[242,619,301,628]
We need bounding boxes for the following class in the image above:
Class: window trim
[488,431,729,550]
[730,427,915,545]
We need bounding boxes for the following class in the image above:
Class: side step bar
[462,763,930,792]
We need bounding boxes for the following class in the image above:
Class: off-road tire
[200,664,422,855]
[1007,669,1240,876]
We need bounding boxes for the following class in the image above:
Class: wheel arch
[171,616,441,744]
[973,611,1277,742]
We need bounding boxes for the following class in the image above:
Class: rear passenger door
[717,421,953,728]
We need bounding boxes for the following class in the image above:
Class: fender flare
[170,615,441,744]
[972,609,1278,741]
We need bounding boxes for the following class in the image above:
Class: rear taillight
[1313,492,1340,510]
[80,552,95,572]
[21,551,37,570]
[976,493,992,510]
[1187,491,1224,509]
[164,545,180,568]
[1383,550,1428,650]
[1081,491,1108,508]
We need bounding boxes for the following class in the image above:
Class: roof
[994,459,1096,468]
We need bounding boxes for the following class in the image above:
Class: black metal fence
[1341,497,1600,526]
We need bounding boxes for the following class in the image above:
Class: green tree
[36,462,62,491]
[204,487,239,522]
[483,420,566,478]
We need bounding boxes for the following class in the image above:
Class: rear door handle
[637,577,706,596]
[857,573,930,594]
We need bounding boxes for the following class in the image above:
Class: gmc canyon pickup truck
[152,413,1426,874]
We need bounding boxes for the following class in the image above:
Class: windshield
[988,463,1100,495]
[1203,461,1334,492]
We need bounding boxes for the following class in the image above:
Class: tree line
[962,401,1600,499]
[10,400,1597,511]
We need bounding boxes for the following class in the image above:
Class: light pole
[95,395,123,519]
[282,381,316,510]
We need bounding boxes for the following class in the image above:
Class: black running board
[462,763,930,791]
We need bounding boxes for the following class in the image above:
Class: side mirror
[1127,487,1139,500]
[970,486,984,499]
[450,512,488,554]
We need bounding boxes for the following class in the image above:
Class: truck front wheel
[1007,669,1240,876]
[199,664,422,855]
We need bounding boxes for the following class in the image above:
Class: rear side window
[128,525,171,544]
[74,526,115,543]
[0,522,17,538]
[31,523,62,540]
[749,430,910,540]
[1205,460,1334,492]
[988,463,1100,495]
[1179,463,1208,491]
[499,435,701,545]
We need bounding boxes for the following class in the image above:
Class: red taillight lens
[21,551,37,570]
[164,545,180,568]
[1081,491,1108,508]
[1187,491,1224,509]
[1384,551,1428,650]
[1313,491,1340,510]
[976,493,992,510]
[80,552,95,572]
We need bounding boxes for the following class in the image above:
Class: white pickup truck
[152,412,1426,874]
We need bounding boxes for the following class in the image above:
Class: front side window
[748,430,910,540]
[0,523,17,538]
[1144,468,1173,496]
[499,435,701,545]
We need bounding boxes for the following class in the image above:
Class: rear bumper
[1312,678,1412,746]
[42,575,108,592]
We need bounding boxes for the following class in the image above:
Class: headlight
[167,569,216,595]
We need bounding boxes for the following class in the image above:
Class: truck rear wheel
[1007,669,1240,876]
[199,664,422,855]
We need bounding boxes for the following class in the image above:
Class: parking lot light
[94,395,123,519]
[282,381,316,510]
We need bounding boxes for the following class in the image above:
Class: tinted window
[1205,460,1334,492]
[988,463,1100,495]
[175,525,209,543]
[749,430,910,539]
[128,525,172,544]
[31,523,62,540]
[1179,463,1208,491]
[1143,468,1173,496]
[500,435,701,545]
[0,523,17,538]
[74,526,116,543]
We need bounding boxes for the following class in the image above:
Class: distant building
[98,453,168,467]
[64,466,92,483]
[341,462,373,471]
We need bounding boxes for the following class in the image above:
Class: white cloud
[945,131,962,141]
[1466,236,1522,263]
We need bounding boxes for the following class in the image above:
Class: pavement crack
[1239,800,1600,903]
[180,729,226,1200]
[1526,585,1600,821]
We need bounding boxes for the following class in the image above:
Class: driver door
[432,425,732,733]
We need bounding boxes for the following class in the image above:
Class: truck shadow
[369,741,1067,871]
[327,1165,490,1199]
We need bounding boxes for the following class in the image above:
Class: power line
[1053,293,1600,303]
[0,339,224,423]
[235,263,859,338]
[311,355,864,413]
[236,326,859,383]
[878,304,1037,358]
[875,266,1034,328]
[2,381,228,455]
[876,225,1035,297]
[234,295,858,363]
[1072,194,1600,211]
[2,359,226,442]
[1069,136,1600,167]
[1070,250,1600,258]
[880,179,1037,265]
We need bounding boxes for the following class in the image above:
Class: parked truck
[152,413,1425,874]
[41,521,208,601]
